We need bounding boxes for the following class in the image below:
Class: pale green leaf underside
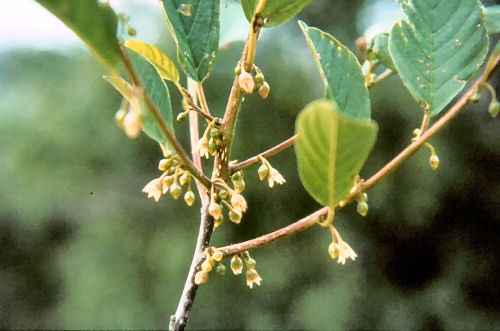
[485,6,500,34]
[159,0,219,82]
[241,0,311,27]
[127,49,175,145]
[367,33,396,71]
[35,0,120,70]
[295,100,378,207]
[299,21,371,120]
[389,0,488,116]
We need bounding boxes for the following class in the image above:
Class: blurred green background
[1,0,499,329]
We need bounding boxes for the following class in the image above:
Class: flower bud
[208,138,217,155]
[184,191,195,207]
[258,82,270,99]
[114,107,127,126]
[254,73,265,84]
[328,242,339,259]
[214,214,223,229]
[209,200,222,220]
[123,109,141,138]
[217,188,228,200]
[230,255,243,275]
[231,171,243,182]
[127,26,137,36]
[363,193,368,202]
[212,249,223,262]
[194,271,207,285]
[470,92,480,103]
[216,264,226,275]
[246,257,256,269]
[179,173,188,186]
[258,164,269,180]
[489,100,500,118]
[234,65,241,76]
[169,183,182,199]
[233,179,245,193]
[238,71,255,94]
[210,127,222,138]
[177,111,187,122]
[357,200,368,217]
[158,159,170,171]
[429,154,439,170]
[201,258,212,273]
[229,209,242,224]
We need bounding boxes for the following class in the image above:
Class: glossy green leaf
[127,49,175,145]
[485,6,500,34]
[125,40,180,83]
[299,21,371,120]
[367,33,396,71]
[389,0,488,116]
[159,0,220,82]
[295,100,378,208]
[35,0,120,70]
[241,0,311,27]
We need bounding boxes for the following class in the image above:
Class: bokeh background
[1,0,499,329]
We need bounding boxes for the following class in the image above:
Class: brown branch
[218,52,500,257]
[231,135,297,172]
[119,44,211,189]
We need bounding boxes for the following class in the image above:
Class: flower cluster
[194,248,225,285]
[209,178,248,227]
[142,149,196,206]
[257,156,286,188]
[230,252,262,289]
[235,63,270,99]
[196,119,222,159]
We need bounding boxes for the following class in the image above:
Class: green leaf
[35,0,120,70]
[388,0,488,116]
[159,0,220,82]
[295,100,378,208]
[299,21,371,120]
[127,49,175,145]
[124,40,180,84]
[367,33,396,71]
[485,6,500,34]
[241,0,311,27]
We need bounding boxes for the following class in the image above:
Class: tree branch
[231,135,297,172]
[217,52,500,257]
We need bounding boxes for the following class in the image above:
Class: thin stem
[218,53,500,257]
[189,102,215,122]
[196,82,212,117]
[231,135,297,172]
[371,69,394,86]
[119,44,211,189]
[418,111,430,136]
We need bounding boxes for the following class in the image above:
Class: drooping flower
[230,192,247,213]
[268,167,286,188]
[196,136,210,159]
[328,225,358,264]
[142,177,163,202]
[208,200,222,220]
[246,268,262,289]
[238,71,255,93]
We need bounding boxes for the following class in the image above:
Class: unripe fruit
[429,154,440,170]
[169,183,182,199]
[258,164,269,180]
[357,200,368,216]
[184,191,195,206]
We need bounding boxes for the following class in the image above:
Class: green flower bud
[218,188,228,200]
[216,264,226,275]
[127,26,137,36]
[230,255,243,275]
[258,164,269,180]
[429,154,440,170]
[229,209,242,224]
[357,200,368,217]
[184,191,195,207]
[177,111,187,122]
[328,242,339,259]
[246,257,256,269]
[254,73,265,84]
[489,100,500,118]
[212,249,223,262]
[233,179,245,193]
[231,171,243,182]
[169,183,182,199]
[234,65,241,76]
[470,92,480,103]
[210,127,222,138]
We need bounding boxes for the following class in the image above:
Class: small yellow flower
[246,268,262,289]
[142,177,163,202]
[230,192,247,213]
[268,167,286,188]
